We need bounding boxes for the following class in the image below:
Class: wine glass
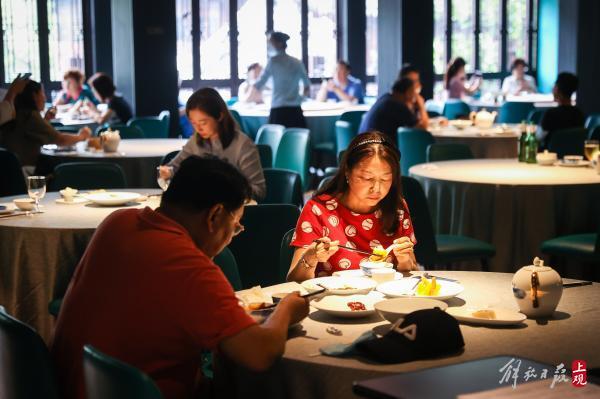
[584,140,599,162]
[156,166,173,191]
[27,176,46,212]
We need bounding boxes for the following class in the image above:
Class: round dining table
[409,159,600,273]
[430,124,520,158]
[38,138,187,188]
[0,190,161,343]
[215,271,600,399]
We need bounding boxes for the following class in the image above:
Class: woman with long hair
[444,57,481,99]
[287,131,417,282]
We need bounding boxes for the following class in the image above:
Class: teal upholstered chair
[585,113,600,129]
[527,109,546,125]
[442,101,471,120]
[56,125,81,133]
[274,128,310,190]
[426,143,473,162]
[262,168,303,208]
[317,175,334,191]
[0,307,60,399]
[397,128,435,175]
[256,143,273,168]
[339,110,366,135]
[402,176,495,270]
[279,228,296,282]
[50,162,127,191]
[335,120,354,161]
[83,345,163,399]
[229,109,248,137]
[547,127,588,158]
[97,124,144,139]
[498,102,535,124]
[214,247,243,291]
[589,126,600,141]
[127,110,170,138]
[255,124,285,161]
[0,148,27,197]
[541,232,599,262]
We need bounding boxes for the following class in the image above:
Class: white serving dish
[311,293,384,318]
[376,278,464,300]
[301,276,377,296]
[374,297,448,323]
[84,192,141,206]
[446,307,527,326]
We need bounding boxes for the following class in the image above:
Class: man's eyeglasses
[228,211,245,236]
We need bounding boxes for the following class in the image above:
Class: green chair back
[0,307,60,399]
[397,128,435,175]
[547,127,588,158]
[527,109,546,125]
[274,128,310,189]
[585,113,600,129]
[339,110,366,135]
[55,125,81,133]
[262,168,303,208]
[97,125,144,139]
[255,124,285,159]
[256,144,273,168]
[317,175,334,191]
[498,102,535,124]
[214,247,243,291]
[335,120,354,160]
[229,109,248,137]
[426,143,474,162]
[279,228,295,282]
[83,345,163,399]
[228,204,301,288]
[0,148,27,197]
[442,101,471,120]
[127,110,170,138]
[50,162,127,191]
[160,150,179,165]
[590,126,600,141]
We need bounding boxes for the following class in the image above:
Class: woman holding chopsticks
[287,131,418,282]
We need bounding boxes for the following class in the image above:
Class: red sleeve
[291,199,326,248]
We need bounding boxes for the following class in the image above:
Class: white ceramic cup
[370,268,396,284]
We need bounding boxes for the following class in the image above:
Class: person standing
[252,31,311,128]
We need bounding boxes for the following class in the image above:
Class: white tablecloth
[431,125,520,158]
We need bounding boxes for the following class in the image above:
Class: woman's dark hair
[391,77,415,95]
[185,87,238,149]
[63,69,85,85]
[14,80,43,113]
[511,58,527,71]
[398,63,419,80]
[444,57,466,89]
[162,156,251,212]
[88,72,116,101]
[315,131,406,234]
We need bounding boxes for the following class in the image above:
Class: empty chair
[228,204,300,288]
[97,124,144,139]
[127,110,170,138]
[262,168,303,208]
[0,307,60,399]
[402,176,495,270]
[442,100,471,120]
[160,150,179,165]
[498,101,535,124]
[83,345,163,399]
[256,144,273,168]
[274,128,310,189]
[339,110,366,135]
[426,143,473,162]
[397,128,435,175]
[279,228,296,282]
[0,148,27,197]
[335,120,354,161]
[214,247,243,291]
[50,162,127,191]
[527,109,546,125]
[541,225,600,263]
[590,126,600,141]
[547,127,588,158]
[255,124,285,159]
[585,113,600,129]
[229,109,247,137]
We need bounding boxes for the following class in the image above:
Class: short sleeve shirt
[291,194,416,276]
[359,93,417,144]
[108,95,133,124]
[326,75,365,104]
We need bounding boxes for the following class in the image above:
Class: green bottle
[525,132,538,163]
[518,120,527,162]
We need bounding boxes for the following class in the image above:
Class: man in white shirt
[502,59,537,96]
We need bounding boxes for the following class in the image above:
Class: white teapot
[512,257,562,318]
[469,109,497,128]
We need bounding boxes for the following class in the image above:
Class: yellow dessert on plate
[369,247,388,262]
[415,277,441,296]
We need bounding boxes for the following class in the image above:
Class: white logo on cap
[393,323,417,341]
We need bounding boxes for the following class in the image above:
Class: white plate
[84,192,141,206]
[311,293,384,318]
[332,269,404,280]
[376,278,464,300]
[55,197,89,205]
[374,297,448,323]
[446,307,526,326]
[301,276,377,295]
[555,160,591,167]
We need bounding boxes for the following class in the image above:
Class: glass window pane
[1,0,40,82]
[47,0,84,82]
[200,0,230,80]
[507,0,529,69]
[451,0,474,72]
[479,0,501,72]
[365,0,377,77]
[176,0,194,81]
[273,0,302,60]
[237,0,267,78]
[433,0,446,75]
[307,0,336,78]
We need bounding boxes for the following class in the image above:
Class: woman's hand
[44,107,57,121]
[77,127,92,140]
[392,236,418,271]
[304,237,339,265]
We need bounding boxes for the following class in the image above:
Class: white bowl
[564,155,584,164]
[13,198,35,211]
[449,120,472,130]
[375,297,448,323]
[311,293,383,318]
[359,260,393,276]
[59,187,78,202]
[536,152,557,166]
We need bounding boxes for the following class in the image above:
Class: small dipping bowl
[13,198,35,211]
[360,260,393,276]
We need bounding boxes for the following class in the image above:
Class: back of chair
[585,113,600,129]
[527,109,546,125]
[397,128,435,175]
[339,110,366,135]
[160,150,179,165]
[256,144,273,168]
[51,162,127,190]
[127,114,169,139]
[0,307,60,399]
[255,124,285,159]
[229,204,301,288]
[279,228,296,283]
[0,148,27,197]
[83,345,163,399]
[229,109,247,137]
[97,125,144,139]
[335,120,353,160]
[262,168,303,208]
[401,176,438,265]
[589,126,600,141]
[547,127,588,158]
[498,101,535,124]
[214,247,243,291]
[274,128,310,189]
[442,101,471,120]
[426,143,473,162]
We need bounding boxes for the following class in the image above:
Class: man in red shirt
[51,156,308,399]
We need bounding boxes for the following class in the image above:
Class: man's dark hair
[555,72,578,98]
[337,60,351,72]
[247,63,260,73]
[88,73,116,101]
[511,58,527,71]
[391,77,415,95]
[161,156,251,212]
[398,63,419,79]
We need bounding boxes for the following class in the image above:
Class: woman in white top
[502,58,537,96]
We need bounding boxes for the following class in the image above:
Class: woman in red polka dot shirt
[287,131,417,282]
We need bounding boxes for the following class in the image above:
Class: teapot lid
[522,256,554,272]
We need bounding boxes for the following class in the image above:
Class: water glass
[584,140,599,162]
[27,176,46,212]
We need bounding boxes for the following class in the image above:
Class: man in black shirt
[539,72,585,148]
[359,78,427,144]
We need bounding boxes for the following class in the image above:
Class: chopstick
[264,288,327,309]
[0,210,44,219]
[563,281,593,288]
[312,239,372,256]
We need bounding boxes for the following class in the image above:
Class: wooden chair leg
[481,258,489,272]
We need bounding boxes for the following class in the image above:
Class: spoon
[371,244,398,260]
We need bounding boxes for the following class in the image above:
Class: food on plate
[472,309,497,319]
[415,276,441,296]
[247,302,269,311]
[369,246,388,262]
[347,302,366,311]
